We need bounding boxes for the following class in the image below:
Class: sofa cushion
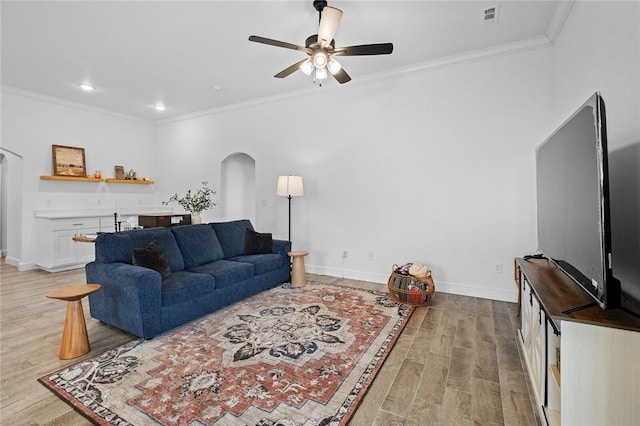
[132,241,172,279]
[161,271,216,307]
[171,224,224,268]
[95,228,185,272]
[211,219,254,259]
[244,229,273,255]
[188,260,254,289]
[229,254,283,275]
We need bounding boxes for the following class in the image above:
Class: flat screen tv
[536,92,620,310]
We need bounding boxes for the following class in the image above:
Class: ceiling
[1,1,562,121]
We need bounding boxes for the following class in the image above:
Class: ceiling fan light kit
[249,0,393,86]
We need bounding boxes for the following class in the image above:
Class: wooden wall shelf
[40,175,103,182]
[104,179,154,184]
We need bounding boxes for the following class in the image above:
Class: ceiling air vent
[483,6,499,23]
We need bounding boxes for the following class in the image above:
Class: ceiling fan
[248,0,393,84]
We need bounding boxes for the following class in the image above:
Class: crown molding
[546,1,575,44]
[0,147,24,159]
[158,35,553,125]
[3,33,554,127]
[1,86,153,124]
[359,35,552,83]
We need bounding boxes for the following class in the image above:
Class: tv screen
[536,92,619,309]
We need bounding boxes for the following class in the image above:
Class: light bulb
[313,51,328,68]
[154,103,166,112]
[315,66,328,80]
[300,59,314,76]
[327,57,342,75]
[79,83,95,92]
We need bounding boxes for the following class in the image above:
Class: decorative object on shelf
[162,181,216,219]
[387,263,435,306]
[114,165,125,179]
[94,170,102,179]
[276,175,304,242]
[52,145,86,177]
[125,169,137,180]
[114,212,121,232]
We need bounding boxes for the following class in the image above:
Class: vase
[191,214,202,224]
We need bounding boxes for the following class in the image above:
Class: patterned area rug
[39,281,413,425]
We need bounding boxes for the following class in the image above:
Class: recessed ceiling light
[154,103,166,112]
[79,83,95,92]
[211,84,222,91]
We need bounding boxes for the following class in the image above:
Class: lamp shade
[277,176,304,197]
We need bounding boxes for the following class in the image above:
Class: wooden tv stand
[515,258,640,426]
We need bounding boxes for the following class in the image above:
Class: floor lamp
[276,176,304,242]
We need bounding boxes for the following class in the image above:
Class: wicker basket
[387,265,436,306]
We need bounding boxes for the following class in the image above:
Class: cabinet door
[52,230,76,265]
[529,297,545,402]
[520,279,532,345]
[76,239,96,263]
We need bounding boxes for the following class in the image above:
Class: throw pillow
[244,228,273,255]
[132,241,171,279]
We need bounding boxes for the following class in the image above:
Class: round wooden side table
[46,284,101,359]
[288,251,309,288]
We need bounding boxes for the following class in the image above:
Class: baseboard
[306,265,389,286]
[4,257,39,271]
[434,280,517,303]
[5,256,19,268]
[306,264,517,303]
[18,260,38,271]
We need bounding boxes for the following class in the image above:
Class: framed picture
[114,165,125,180]
[52,145,86,177]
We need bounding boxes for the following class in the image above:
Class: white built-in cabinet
[35,215,115,272]
[516,258,640,426]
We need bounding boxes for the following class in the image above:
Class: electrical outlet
[368,252,375,261]
[494,263,503,273]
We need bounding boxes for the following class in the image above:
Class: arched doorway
[0,153,7,257]
[220,153,256,223]
[0,148,23,267]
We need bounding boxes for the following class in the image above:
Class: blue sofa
[86,220,291,339]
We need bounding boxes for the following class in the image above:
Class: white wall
[155,46,554,301]
[4,2,634,303]
[0,89,157,269]
[551,1,640,303]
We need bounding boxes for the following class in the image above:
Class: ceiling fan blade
[274,58,310,79]
[317,6,342,48]
[331,67,351,84]
[334,43,394,56]
[249,35,310,54]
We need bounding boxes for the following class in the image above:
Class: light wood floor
[0,259,540,425]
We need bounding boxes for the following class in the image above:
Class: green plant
[162,181,216,214]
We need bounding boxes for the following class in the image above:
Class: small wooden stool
[288,251,309,288]
[46,284,101,359]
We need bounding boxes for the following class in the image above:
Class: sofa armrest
[86,262,163,338]
[272,239,292,258]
